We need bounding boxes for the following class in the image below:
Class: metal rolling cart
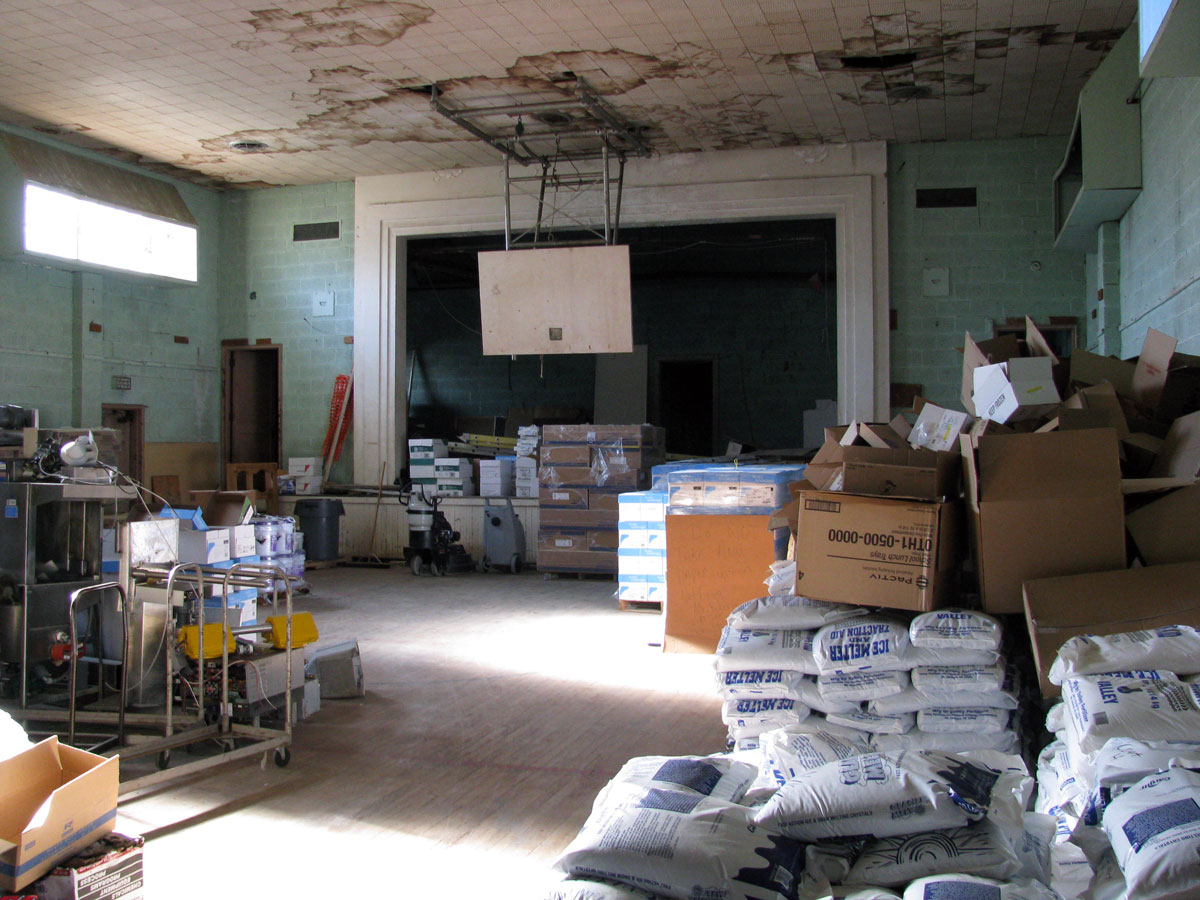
[113,560,299,796]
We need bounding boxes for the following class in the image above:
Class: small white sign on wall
[312,290,335,317]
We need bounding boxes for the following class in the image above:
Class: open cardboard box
[803,435,960,502]
[1023,562,1200,697]
[972,356,1061,424]
[0,737,119,891]
[960,428,1126,613]
[960,318,1062,418]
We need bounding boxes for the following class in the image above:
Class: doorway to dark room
[658,358,716,457]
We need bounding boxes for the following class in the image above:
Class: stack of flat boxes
[408,438,448,490]
[617,491,668,607]
[514,456,538,498]
[478,456,515,497]
[289,457,323,495]
[537,424,666,574]
[434,458,476,496]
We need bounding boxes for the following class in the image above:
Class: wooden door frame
[221,342,282,488]
[100,403,146,483]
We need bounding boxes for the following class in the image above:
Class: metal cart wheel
[509,555,522,574]
[430,559,444,576]
[410,555,424,576]
[274,747,291,768]
[156,750,171,770]
[478,557,491,573]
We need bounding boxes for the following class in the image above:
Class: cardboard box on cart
[0,737,119,891]
[960,428,1126,614]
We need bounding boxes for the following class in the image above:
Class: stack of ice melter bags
[478,456,514,497]
[616,490,667,608]
[715,604,1019,756]
[536,425,665,574]
[667,463,805,558]
[1035,626,1200,900]
[407,438,447,492]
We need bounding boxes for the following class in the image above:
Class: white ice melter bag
[1061,676,1200,756]
[715,627,818,674]
[872,730,1020,756]
[556,780,809,900]
[844,818,1025,887]
[759,725,871,786]
[870,688,1017,716]
[753,750,1030,842]
[825,709,915,735]
[900,875,1060,900]
[814,618,911,675]
[1044,703,1064,735]
[603,755,759,805]
[544,878,660,900]
[764,559,796,596]
[911,662,1007,694]
[909,609,1003,652]
[918,707,1011,735]
[905,645,1001,667]
[1084,737,1200,826]
[715,670,859,714]
[727,594,868,630]
[1049,626,1200,684]
[818,669,909,703]
[722,697,810,729]
[1102,764,1200,900]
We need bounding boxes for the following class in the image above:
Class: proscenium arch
[353,143,889,484]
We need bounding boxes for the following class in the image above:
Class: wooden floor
[115,567,727,899]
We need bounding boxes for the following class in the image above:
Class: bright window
[24,183,198,282]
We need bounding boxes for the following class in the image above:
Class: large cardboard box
[1023,562,1200,697]
[792,491,961,612]
[1127,484,1200,565]
[541,424,665,448]
[0,737,119,891]
[176,527,230,565]
[961,428,1126,613]
[536,548,618,573]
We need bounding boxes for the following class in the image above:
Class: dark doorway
[222,345,281,470]
[100,404,145,483]
[658,358,715,456]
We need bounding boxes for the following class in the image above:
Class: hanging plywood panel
[478,245,633,355]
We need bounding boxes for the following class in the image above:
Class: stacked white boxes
[288,456,324,495]
[617,491,668,606]
[478,456,515,497]
[434,457,476,497]
[408,438,448,490]
[514,456,538,498]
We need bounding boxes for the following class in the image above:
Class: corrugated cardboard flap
[1024,562,1200,696]
[976,429,1121,501]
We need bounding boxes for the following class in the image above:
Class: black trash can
[293,498,345,561]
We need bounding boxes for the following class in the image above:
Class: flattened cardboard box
[792,491,962,612]
[960,428,1126,614]
[0,737,119,891]
[1023,562,1200,697]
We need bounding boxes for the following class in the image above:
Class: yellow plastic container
[177,623,235,660]
[265,612,319,650]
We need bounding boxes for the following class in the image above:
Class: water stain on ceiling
[235,0,433,53]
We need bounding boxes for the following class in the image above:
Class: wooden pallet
[538,569,616,581]
[304,557,350,570]
[618,599,662,613]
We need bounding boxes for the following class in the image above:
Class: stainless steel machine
[0,481,124,706]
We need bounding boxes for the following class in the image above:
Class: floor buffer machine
[401,485,473,576]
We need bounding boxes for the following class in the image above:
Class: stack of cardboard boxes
[478,456,514,497]
[288,456,323,495]
[408,438,448,491]
[774,320,1200,692]
[537,425,666,574]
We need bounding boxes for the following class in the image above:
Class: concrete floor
[115,566,727,899]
